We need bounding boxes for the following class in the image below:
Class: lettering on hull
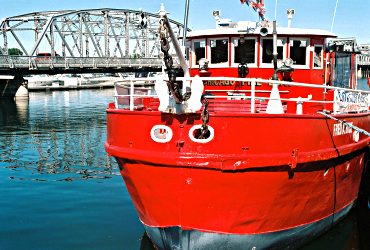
[203,80,292,87]
[203,80,260,87]
[333,122,353,136]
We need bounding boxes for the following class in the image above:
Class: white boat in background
[24,73,125,91]
[24,74,62,89]
[56,74,89,86]
[82,73,123,86]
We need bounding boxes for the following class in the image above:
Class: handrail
[175,77,370,94]
[115,76,370,93]
[113,76,370,114]
[0,55,173,70]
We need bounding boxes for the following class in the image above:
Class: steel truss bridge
[0,8,185,74]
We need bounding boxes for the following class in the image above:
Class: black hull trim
[144,203,353,250]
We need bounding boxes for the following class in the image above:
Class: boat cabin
[112,15,368,116]
[187,21,358,89]
[181,20,365,114]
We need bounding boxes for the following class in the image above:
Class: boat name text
[203,80,290,87]
[333,122,353,136]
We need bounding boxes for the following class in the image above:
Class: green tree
[8,48,23,55]
[131,53,142,59]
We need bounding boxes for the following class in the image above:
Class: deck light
[284,58,293,67]
[198,58,209,72]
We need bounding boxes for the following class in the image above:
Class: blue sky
[0,0,369,43]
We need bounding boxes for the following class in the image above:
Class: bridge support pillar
[0,75,26,99]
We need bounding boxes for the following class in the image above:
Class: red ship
[105,1,370,249]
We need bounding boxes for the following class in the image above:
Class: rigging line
[331,0,339,33]
[317,111,370,137]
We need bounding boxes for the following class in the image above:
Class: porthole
[150,125,173,143]
[189,125,215,143]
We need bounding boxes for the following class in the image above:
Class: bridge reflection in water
[0,90,116,181]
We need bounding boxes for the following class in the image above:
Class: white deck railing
[113,77,370,115]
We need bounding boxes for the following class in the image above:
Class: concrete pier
[0,75,26,98]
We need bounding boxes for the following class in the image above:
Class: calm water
[0,81,369,250]
[0,89,145,250]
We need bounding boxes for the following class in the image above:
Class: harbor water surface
[0,80,369,249]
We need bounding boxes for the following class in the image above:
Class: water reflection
[0,89,118,182]
[140,232,156,250]
[356,163,370,250]
[0,98,29,127]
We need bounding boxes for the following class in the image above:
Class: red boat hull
[105,108,369,248]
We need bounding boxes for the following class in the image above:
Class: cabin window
[313,45,323,69]
[289,38,309,67]
[192,39,206,66]
[261,38,286,66]
[209,38,229,65]
[334,52,351,88]
[232,37,257,66]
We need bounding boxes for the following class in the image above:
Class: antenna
[331,0,339,32]
[274,0,278,20]
[182,0,190,46]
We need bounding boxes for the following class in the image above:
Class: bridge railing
[358,54,370,66]
[0,55,165,70]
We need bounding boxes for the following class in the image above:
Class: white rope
[331,0,339,32]
[318,111,370,137]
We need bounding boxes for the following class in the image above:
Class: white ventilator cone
[266,83,284,114]
[186,75,204,112]
[154,75,169,112]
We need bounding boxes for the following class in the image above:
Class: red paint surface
[106,108,369,234]
[105,26,369,238]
